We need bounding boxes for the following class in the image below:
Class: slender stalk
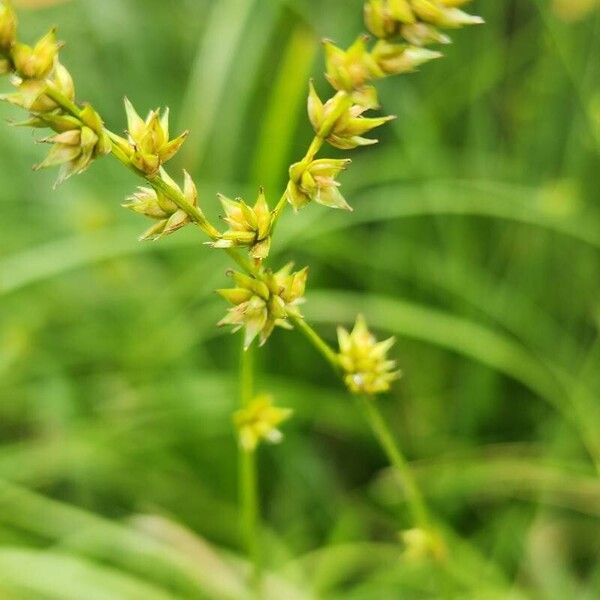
[289,312,431,529]
[239,337,262,596]
[358,396,429,528]
[288,313,340,373]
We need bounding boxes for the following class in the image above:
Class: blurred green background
[1,0,599,598]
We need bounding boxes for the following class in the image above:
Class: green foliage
[1,0,599,598]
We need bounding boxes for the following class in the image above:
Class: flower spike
[234,395,293,452]
[210,188,273,260]
[308,81,395,149]
[123,98,188,175]
[337,315,401,395]
[218,264,308,349]
[123,169,200,240]
[287,158,352,211]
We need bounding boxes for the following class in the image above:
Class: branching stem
[289,312,431,529]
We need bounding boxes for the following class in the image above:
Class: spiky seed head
[309,82,395,150]
[217,265,309,348]
[337,314,401,395]
[123,98,188,176]
[234,394,293,452]
[123,169,199,240]
[411,0,484,28]
[286,158,352,211]
[324,36,385,99]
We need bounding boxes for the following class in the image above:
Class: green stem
[288,313,340,373]
[289,313,430,529]
[239,338,262,596]
[359,396,429,528]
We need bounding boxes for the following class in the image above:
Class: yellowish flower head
[218,264,308,349]
[308,82,396,150]
[324,36,385,99]
[12,29,60,80]
[234,395,293,452]
[364,0,483,46]
[210,188,273,260]
[401,527,447,562]
[124,98,188,175]
[337,315,401,395]
[286,158,352,211]
[123,168,199,240]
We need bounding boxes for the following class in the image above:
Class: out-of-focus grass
[0,0,599,598]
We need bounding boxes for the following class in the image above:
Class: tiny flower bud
[218,264,308,348]
[123,168,199,240]
[287,158,352,211]
[372,40,443,75]
[0,1,17,51]
[337,315,401,395]
[234,395,293,452]
[12,29,60,80]
[210,188,273,260]
[124,98,188,176]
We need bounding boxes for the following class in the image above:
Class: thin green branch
[358,396,430,528]
[45,85,257,276]
[290,312,431,529]
[288,313,340,373]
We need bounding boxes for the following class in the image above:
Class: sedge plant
[0,0,483,593]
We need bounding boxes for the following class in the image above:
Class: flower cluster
[337,315,401,395]
[121,99,188,176]
[0,8,112,184]
[123,169,200,240]
[218,265,308,349]
[364,0,483,43]
[234,395,293,452]
[1,0,483,411]
[210,189,273,260]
